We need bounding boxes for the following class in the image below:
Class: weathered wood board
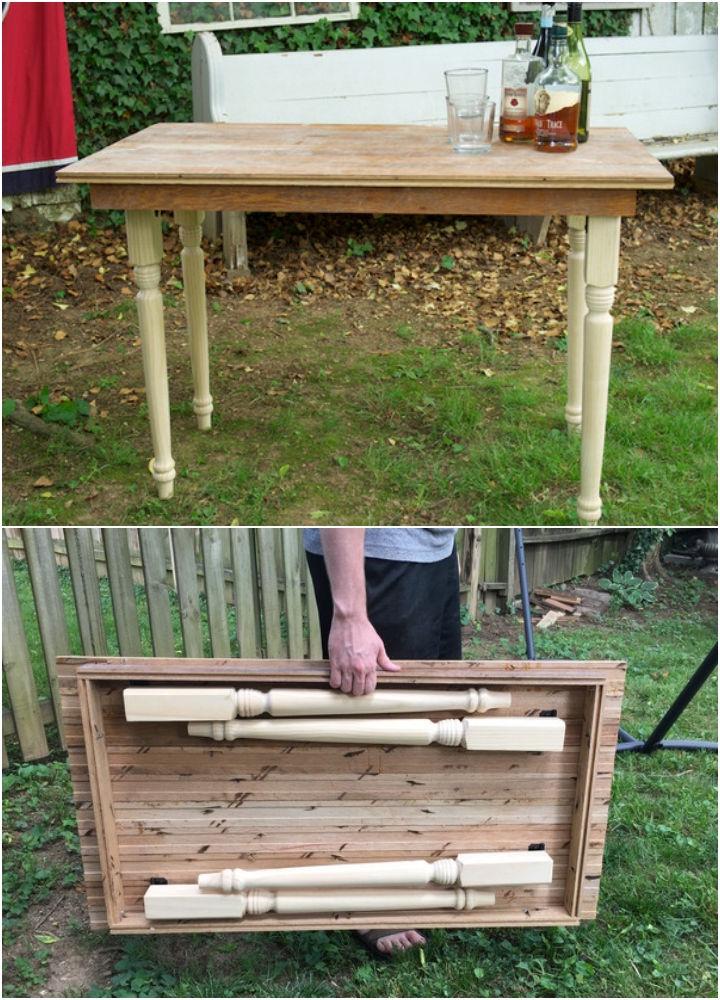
[58,656,625,935]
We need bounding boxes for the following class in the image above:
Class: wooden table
[59,655,625,933]
[57,124,672,523]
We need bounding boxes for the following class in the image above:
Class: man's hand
[328,612,400,695]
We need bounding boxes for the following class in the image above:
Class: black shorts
[306,549,462,660]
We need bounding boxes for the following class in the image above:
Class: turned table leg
[175,210,213,430]
[577,216,621,525]
[125,210,176,499]
[565,215,587,434]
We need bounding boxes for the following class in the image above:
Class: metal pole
[642,643,717,752]
[514,528,536,661]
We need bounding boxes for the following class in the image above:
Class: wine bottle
[500,22,545,143]
[566,3,591,142]
[534,24,581,153]
[533,3,555,66]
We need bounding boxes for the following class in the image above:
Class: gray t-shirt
[303,528,457,563]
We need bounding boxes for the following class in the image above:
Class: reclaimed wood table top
[58,123,673,190]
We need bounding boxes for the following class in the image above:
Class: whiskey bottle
[533,3,555,66]
[534,24,581,153]
[500,23,545,143]
[567,3,591,142]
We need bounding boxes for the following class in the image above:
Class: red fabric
[2,1,77,171]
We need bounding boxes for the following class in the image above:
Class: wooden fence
[3,526,632,764]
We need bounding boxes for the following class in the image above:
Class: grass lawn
[3,299,717,527]
[3,569,717,998]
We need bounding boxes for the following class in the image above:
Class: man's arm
[320,528,400,695]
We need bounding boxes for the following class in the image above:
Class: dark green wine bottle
[533,3,555,66]
[566,3,591,142]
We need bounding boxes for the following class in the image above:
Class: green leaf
[2,399,17,419]
[441,254,455,270]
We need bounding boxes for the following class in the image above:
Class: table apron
[90,184,636,217]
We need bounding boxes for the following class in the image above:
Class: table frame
[123,202,620,524]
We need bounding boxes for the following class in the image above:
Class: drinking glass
[444,67,488,103]
[446,97,496,154]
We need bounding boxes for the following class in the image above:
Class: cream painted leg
[222,210,250,274]
[175,210,213,430]
[565,215,587,433]
[577,216,621,525]
[125,210,175,499]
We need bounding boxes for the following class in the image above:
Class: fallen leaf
[33,476,54,488]
[680,305,698,314]
[52,302,70,310]
[54,330,68,341]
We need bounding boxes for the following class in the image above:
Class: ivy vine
[65,3,632,159]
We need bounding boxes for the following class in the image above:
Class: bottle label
[503,86,528,120]
[535,89,580,144]
[534,88,579,117]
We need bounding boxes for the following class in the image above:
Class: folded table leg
[125,210,176,499]
[577,215,622,525]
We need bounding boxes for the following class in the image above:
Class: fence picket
[2,535,49,760]
[202,528,231,658]
[467,528,483,619]
[65,528,108,655]
[22,528,69,746]
[171,529,204,658]
[230,529,260,657]
[282,529,305,659]
[303,546,323,660]
[138,529,176,656]
[256,530,284,658]
[102,528,143,657]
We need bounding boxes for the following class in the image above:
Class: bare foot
[362,929,426,955]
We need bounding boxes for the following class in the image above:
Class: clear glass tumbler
[446,97,496,154]
[444,67,489,103]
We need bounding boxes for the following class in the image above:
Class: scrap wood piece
[534,588,582,605]
[537,610,565,631]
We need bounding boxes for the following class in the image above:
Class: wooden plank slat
[170,529,204,659]
[281,529,304,660]
[22,527,70,745]
[230,529,261,658]
[138,529,176,657]
[2,534,49,760]
[201,528,231,658]
[256,531,284,659]
[466,528,482,619]
[77,677,125,926]
[88,182,638,217]
[102,529,143,657]
[304,549,323,661]
[65,529,108,655]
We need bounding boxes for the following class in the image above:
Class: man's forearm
[319,528,367,621]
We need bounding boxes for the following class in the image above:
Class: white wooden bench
[192,31,717,268]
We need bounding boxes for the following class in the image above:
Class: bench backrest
[192,32,717,142]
